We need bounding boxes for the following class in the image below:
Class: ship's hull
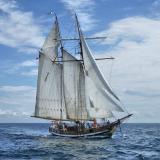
[49,114,132,138]
[49,121,119,138]
[50,126,117,138]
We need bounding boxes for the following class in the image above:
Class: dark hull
[49,114,132,138]
[50,126,117,138]
[49,120,118,138]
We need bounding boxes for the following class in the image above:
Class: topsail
[41,20,60,60]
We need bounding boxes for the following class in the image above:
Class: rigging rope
[108,59,114,83]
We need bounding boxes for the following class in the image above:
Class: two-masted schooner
[33,14,132,138]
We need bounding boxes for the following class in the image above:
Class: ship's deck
[49,121,118,136]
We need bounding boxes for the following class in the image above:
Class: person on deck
[107,120,110,125]
[85,122,91,129]
[62,123,67,132]
[93,118,97,128]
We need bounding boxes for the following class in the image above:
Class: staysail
[80,34,124,119]
[34,20,67,120]
[63,49,88,120]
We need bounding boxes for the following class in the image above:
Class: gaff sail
[62,49,88,120]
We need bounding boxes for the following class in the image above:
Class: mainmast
[75,14,84,122]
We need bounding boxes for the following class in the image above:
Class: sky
[0,0,160,123]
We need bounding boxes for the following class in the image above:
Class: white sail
[85,76,114,118]
[35,20,67,120]
[80,35,124,119]
[41,20,59,60]
[63,49,88,120]
[35,54,66,120]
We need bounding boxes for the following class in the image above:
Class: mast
[75,14,84,122]
[75,13,83,61]
[54,13,64,123]
[55,14,63,51]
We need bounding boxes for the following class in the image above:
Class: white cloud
[151,0,160,17]
[0,85,35,92]
[0,85,36,118]
[61,0,96,31]
[0,108,29,116]
[17,47,39,54]
[94,16,160,122]
[19,60,37,67]
[95,16,160,45]
[21,69,38,76]
[0,0,44,53]
[0,59,38,76]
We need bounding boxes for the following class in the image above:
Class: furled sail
[80,34,124,119]
[63,49,88,120]
[34,20,67,120]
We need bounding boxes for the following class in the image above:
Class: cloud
[124,89,160,98]
[94,16,160,122]
[95,16,160,45]
[0,59,38,76]
[61,0,96,31]
[151,0,160,17]
[0,0,44,53]
[17,47,39,54]
[0,85,35,93]
[21,69,38,76]
[0,85,36,105]
[0,86,47,123]
[0,85,36,118]
[19,60,37,67]
[0,108,29,116]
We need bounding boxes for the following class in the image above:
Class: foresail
[41,20,60,60]
[35,19,66,120]
[35,54,66,120]
[80,35,124,119]
[63,49,88,120]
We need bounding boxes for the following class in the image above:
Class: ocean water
[0,123,160,160]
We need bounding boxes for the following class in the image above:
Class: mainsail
[63,49,88,120]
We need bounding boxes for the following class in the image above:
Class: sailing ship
[33,14,132,138]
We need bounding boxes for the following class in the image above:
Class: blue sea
[0,123,160,160]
